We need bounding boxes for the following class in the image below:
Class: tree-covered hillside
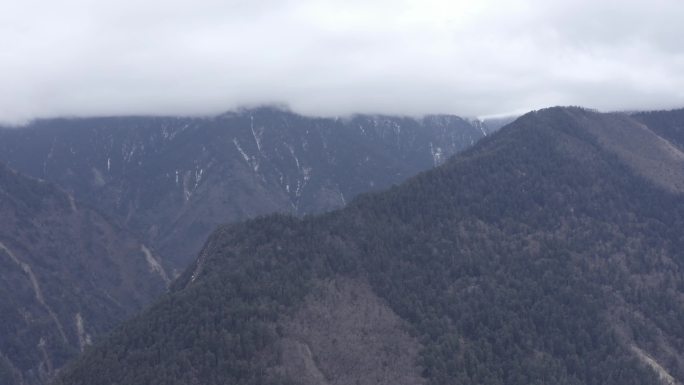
[56,107,684,385]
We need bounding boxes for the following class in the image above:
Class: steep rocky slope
[0,108,483,272]
[55,107,684,385]
[0,164,167,385]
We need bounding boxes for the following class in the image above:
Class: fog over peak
[2,0,683,124]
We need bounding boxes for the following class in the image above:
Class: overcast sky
[2,0,683,124]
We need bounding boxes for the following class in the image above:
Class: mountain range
[0,108,492,385]
[0,108,491,274]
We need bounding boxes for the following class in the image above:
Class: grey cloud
[1,0,683,124]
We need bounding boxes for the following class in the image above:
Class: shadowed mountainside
[0,163,167,385]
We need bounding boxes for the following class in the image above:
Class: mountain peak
[515,106,684,193]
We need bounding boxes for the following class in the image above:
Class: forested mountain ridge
[0,163,167,385]
[0,108,484,272]
[633,108,684,153]
[54,106,684,385]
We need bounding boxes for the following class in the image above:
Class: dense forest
[56,107,684,385]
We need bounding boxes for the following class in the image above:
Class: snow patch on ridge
[74,313,92,352]
[429,142,443,166]
[233,138,259,172]
[250,115,263,153]
[190,249,208,284]
[67,193,77,212]
[631,345,676,385]
[233,138,250,163]
[141,245,170,286]
[0,242,68,343]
